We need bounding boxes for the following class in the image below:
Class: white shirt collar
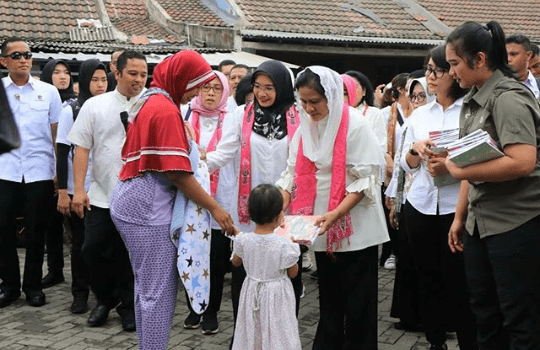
[4,74,34,89]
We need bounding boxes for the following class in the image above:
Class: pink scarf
[289,103,353,253]
[238,102,300,224]
[190,71,229,198]
[341,74,357,107]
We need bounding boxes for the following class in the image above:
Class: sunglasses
[4,51,32,60]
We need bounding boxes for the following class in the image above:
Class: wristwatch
[409,142,419,156]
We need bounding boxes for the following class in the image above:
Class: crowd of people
[1,18,540,350]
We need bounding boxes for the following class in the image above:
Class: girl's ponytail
[446,21,516,78]
[485,21,514,77]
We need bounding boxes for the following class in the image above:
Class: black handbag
[0,82,20,155]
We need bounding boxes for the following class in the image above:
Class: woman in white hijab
[277,66,388,349]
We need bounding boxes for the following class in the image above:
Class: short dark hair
[1,37,27,56]
[230,64,249,76]
[446,21,514,78]
[248,184,283,225]
[532,44,540,59]
[409,69,425,79]
[391,73,409,100]
[506,34,531,52]
[345,70,375,106]
[218,59,236,72]
[116,51,146,74]
[429,45,469,100]
[295,68,326,98]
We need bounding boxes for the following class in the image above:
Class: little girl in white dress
[231,184,301,350]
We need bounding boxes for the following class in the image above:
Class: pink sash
[289,103,353,253]
[238,102,299,224]
[190,111,225,198]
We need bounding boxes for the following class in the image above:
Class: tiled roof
[235,0,442,40]
[0,0,99,41]
[156,0,229,27]
[417,0,540,41]
[106,0,184,44]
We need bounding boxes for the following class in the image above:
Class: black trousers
[0,179,55,296]
[83,206,134,317]
[66,200,89,300]
[403,201,477,348]
[312,247,378,350]
[44,194,65,274]
[380,188,398,265]
[390,213,420,325]
[187,229,231,316]
[464,215,540,350]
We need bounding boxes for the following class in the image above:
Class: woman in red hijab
[110,50,234,350]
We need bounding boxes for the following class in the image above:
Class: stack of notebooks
[428,128,504,186]
[429,128,460,187]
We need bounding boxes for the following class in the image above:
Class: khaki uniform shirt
[460,70,540,238]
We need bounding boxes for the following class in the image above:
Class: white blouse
[356,103,387,153]
[399,98,463,215]
[188,112,239,230]
[277,108,389,252]
[206,105,290,232]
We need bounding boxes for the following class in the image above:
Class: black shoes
[70,297,88,314]
[0,292,20,308]
[183,311,202,329]
[121,314,136,332]
[394,321,422,332]
[26,291,46,307]
[201,314,219,335]
[41,272,65,288]
[88,305,110,327]
[430,344,448,350]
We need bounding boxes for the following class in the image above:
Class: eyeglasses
[425,66,447,79]
[4,51,32,60]
[201,84,223,93]
[252,83,276,92]
[409,92,426,103]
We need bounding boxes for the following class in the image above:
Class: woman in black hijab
[41,59,75,103]
[204,59,304,340]
[55,59,108,314]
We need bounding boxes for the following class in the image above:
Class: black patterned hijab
[251,60,295,140]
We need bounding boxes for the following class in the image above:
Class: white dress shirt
[400,98,463,215]
[524,70,540,99]
[68,88,145,209]
[56,104,92,194]
[0,75,63,183]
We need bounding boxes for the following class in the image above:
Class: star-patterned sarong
[171,141,212,314]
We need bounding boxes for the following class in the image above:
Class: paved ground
[0,246,459,349]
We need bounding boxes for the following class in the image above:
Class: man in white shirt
[506,34,540,99]
[0,37,63,308]
[529,44,540,79]
[68,51,147,331]
[226,64,249,112]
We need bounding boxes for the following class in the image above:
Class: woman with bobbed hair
[445,21,540,349]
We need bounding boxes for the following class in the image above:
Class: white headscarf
[297,66,345,165]
[408,77,435,104]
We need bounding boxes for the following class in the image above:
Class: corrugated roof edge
[241,30,445,46]
[26,40,231,54]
